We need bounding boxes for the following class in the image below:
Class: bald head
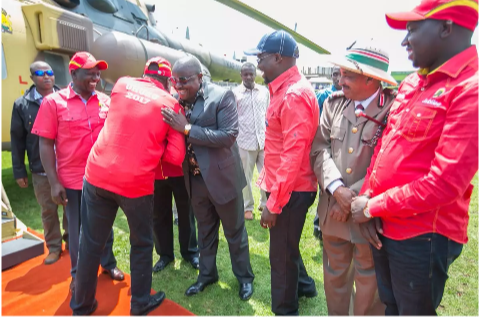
[173,56,202,74]
[30,61,52,75]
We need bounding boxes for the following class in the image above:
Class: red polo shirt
[32,85,110,190]
[85,76,185,198]
[257,66,319,214]
[361,46,478,244]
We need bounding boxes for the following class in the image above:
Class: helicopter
[1,0,330,150]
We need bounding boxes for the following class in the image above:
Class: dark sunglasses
[169,74,198,85]
[33,70,54,77]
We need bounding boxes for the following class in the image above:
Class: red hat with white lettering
[69,52,108,71]
[144,57,172,77]
[386,0,479,31]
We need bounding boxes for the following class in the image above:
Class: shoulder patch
[328,90,345,100]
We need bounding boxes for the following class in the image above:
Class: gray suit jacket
[183,82,247,205]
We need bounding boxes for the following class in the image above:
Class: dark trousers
[153,177,198,262]
[190,174,254,284]
[70,180,155,314]
[372,233,463,315]
[268,191,317,316]
[64,188,116,278]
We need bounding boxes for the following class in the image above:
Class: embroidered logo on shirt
[433,88,445,98]
[422,98,442,107]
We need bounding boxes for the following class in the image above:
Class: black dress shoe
[153,259,172,273]
[188,257,200,270]
[239,283,253,301]
[298,287,318,298]
[73,300,98,316]
[102,267,125,281]
[185,280,218,296]
[130,291,165,315]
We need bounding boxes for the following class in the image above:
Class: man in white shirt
[233,63,269,220]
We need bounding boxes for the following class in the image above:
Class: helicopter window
[1,44,7,79]
[44,52,68,87]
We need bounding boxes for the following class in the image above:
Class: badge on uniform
[433,88,445,98]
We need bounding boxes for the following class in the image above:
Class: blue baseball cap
[244,30,299,58]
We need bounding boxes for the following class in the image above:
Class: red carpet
[2,229,194,316]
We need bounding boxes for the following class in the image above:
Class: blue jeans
[371,233,463,315]
[70,180,155,315]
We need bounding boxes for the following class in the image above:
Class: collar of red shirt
[269,65,299,94]
[418,45,478,80]
[143,76,167,91]
[66,83,97,100]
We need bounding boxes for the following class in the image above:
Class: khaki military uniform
[310,87,395,315]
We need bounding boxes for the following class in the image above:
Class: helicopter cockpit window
[44,52,68,87]
[1,44,7,80]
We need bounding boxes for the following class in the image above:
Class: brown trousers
[323,234,385,315]
[32,174,68,253]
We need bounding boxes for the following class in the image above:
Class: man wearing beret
[352,0,479,315]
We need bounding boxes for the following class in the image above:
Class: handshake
[331,186,383,249]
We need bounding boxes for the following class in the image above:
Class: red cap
[386,0,479,31]
[69,52,108,71]
[144,57,172,77]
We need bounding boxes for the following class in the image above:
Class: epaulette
[378,87,398,108]
[328,91,345,100]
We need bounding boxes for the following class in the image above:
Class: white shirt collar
[354,87,380,110]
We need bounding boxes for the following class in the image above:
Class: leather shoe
[239,283,253,301]
[298,287,318,298]
[185,280,217,296]
[102,267,125,281]
[153,259,172,273]
[130,291,165,315]
[44,251,61,265]
[188,257,199,270]
[73,300,98,316]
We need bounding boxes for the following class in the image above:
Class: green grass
[1,150,478,316]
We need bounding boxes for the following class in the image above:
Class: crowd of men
[10,0,478,315]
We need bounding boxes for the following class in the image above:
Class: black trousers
[190,174,254,284]
[268,191,317,316]
[70,180,154,314]
[372,233,463,315]
[152,177,198,262]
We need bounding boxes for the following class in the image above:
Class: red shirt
[32,85,110,190]
[85,77,186,198]
[361,46,478,244]
[257,66,319,214]
[155,161,184,180]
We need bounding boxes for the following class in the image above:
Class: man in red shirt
[32,52,124,292]
[244,30,319,316]
[351,0,479,315]
[69,57,185,315]
[152,159,199,273]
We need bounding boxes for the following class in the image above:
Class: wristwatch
[363,201,372,219]
[184,124,192,136]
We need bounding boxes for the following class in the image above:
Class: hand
[16,177,28,188]
[329,202,349,222]
[332,186,356,214]
[161,107,188,133]
[359,218,383,250]
[351,196,370,223]
[260,206,278,229]
[51,182,68,206]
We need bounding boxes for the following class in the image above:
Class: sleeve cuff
[266,199,282,214]
[368,193,386,217]
[327,179,344,195]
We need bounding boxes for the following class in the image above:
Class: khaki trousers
[239,147,267,212]
[322,234,385,315]
[32,173,68,253]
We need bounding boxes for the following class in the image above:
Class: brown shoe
[102,267,125,281]
[244,211,253,220]
[44,251,61,265]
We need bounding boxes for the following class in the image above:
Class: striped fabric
[345,48,390,72]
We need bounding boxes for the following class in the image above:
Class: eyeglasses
[169,74,198,85]
[257,53,274,64]
[33,70,54,77]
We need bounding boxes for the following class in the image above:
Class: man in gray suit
[162,56,254,301]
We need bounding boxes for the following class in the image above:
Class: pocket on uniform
[400,106,436,142]
[62,114,87,136]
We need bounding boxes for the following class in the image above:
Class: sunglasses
[33,70,54,77]
[169,74,198,85]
